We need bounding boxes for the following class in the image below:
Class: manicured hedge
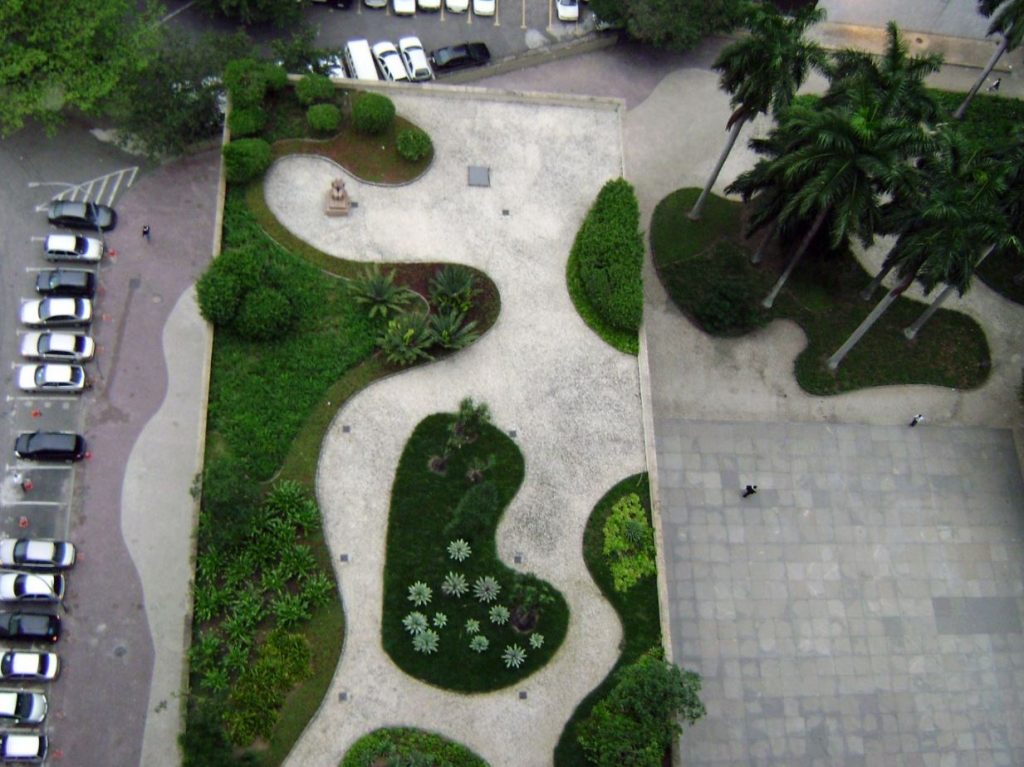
[569,178,644,338]
[295,73,335,106]
[353,92,396,135]
[223,138,272,183]
[306,103,341,134]
[342,727,488,767]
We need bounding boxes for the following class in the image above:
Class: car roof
[52,200,90,215]
[27,432,78,449]
[44,234,79,250]
[2,733,43,757]
[23,541,57,560]
[9,654,41,674]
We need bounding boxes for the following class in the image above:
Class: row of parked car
[331,35,492,82]
[0,199,114,762]
[343,0,580,21]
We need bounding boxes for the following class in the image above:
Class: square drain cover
[468,166,491,187]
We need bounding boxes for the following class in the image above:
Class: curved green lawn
[382,413,569,691]
[342,727,488,767]
[651,188,991,396]
[554,473,661,767]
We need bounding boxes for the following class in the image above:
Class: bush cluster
[353,92,396,135]
[342,727,487,767]
[223,58,283,110]
[602,493,656,593]
[222,138,272,183]
[306,103,341,133]
[295,73,335,106]
[227,107,267,138]
[396,128,433,162]
[570,178,644,335]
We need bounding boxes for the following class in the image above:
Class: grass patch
[554,473,661,767]
[651,188,991,396]
[383,413,569,691]
[342,727,488,767]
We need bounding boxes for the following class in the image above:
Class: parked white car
[0,573,65,603]
[0,691,46,725]
[20,297,92,328]
[0,540,76,571]
[372,41,411,81]
[17,364,87,394]
[392,0,415,14]
[399,37,434,81]
[0,652,59,682]
[473,0,495,15]
[20,332,95,363]
[446,0,468,10]
[555,0,578,21]
[42,234,104,262]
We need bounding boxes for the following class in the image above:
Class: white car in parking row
[399,37,434,81]
[20,332,95,363]
[17,364,87,394]
[372,41,411,82]
[446,0,468,10]
[0,652,59,682]
[472,0,494,15]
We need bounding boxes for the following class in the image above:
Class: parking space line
[494,0,500,26]
[2,501,64,509]
[520,0,525,28]
[95,175,111,204]
[7,396,82,404]
[7,465,75,473]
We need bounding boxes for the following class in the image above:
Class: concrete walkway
[270,89,644,767]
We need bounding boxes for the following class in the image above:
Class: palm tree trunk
[860,261,895,301]
[689,117,747,221]
[953,37,1008,120]
[762,206,829,309]
[751,222,776,265]
[828,272,915,370]
[903,244,995,339]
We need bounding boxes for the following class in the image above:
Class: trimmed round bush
[295,73,335,106]
[306,103,341,133]
[262,63,289,92]
[397,128,432,162]
[223,138,272,183]
[233,286,298,341]
[353,92,395,135]
[227,107,266,138]
[196,267,242,327]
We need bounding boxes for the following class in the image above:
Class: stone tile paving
[657,419,1024,766]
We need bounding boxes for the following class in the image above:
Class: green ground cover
[554,473,662,767]
[651,188,991,396]
[342,727,488,767]
[382,413,569,691]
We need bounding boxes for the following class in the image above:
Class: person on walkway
[742,484,757,498]
[909,414,924,427]
[987,78,1001,92]
[142,224,151,241]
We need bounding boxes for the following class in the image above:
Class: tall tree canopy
[589,0,746,51]
[199,0,302,26]
[0,0,160,135]
[955,0,1024,118]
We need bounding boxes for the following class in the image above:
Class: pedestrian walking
[742,484,757,498]
[987,78,1001,92]
[142,224,151,241]
[909,414,924,427]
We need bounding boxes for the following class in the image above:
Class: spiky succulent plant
[473,575,501,603]
[402,611,429,635]
[441,571,468,597]
[407,581,433,606]
[469,635,489,653]
[529,633,545,649]
[413,629,440,654]
[447,539,472,562]
[464,618,481,635]
[489,605,510,625]
[502,644,527,669]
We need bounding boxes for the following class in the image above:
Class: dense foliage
[229,107,268,138]
[199,0,301,26]
[589,0,744,50]
[295,73,335,106]
[342,728,488,767]
[602,493,657,593]
[568,178,644,343]
[383,412,569,690]
[306,103,341,133]
[223,138,273,183]
[397,128,433,162]
[353,92,396,135]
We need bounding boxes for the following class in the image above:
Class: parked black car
[14,432,86,462]
[429,42,491,72]
[35,269,96,298]
[0,612,60,643]
[47,200,116,231]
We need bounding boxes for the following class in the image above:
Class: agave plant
[502,644,527,669]
[469,635,489,653]
[407,581,433,606]
[464,618,481,635]
[402,611,429,635]
[428,310,479,350]
[433,612,448,628]
[441,571,468,597]
[529,633,545,649]
[473,575,501,603]
[489,605,510,625]
[413,629,440,654]
[376,313,433,367]
[447,539,472,562]
[348,266,415,319]
[429,264,477,314]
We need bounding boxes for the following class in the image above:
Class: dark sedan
[47,200,117,231]
[429,42,491,72]
[35,269,96,298]
[0,612,60,643]
[14,432,86,462]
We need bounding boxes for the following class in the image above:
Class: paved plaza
[657,420,1024,766]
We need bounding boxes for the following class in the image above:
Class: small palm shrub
[295,73,335,105]
[353,92,396,135]
[429,265,477,314]
[306,103,341,133]
[473,575,501,603]
[447,539,471,562]
[433,612,448,628]
[397,128,433,162]
[377,313,433,366]
[348,267,414,319]
[529,633,545,649]
[403,612,429,635]
[228,107,267,138]
[464,619,480,634]
[488,605,510,625]
[222,138,272,183]
[441,571,468,597]
[429,310,479,350]
[502,645,526,669]
[413,630,440,654]
[407,581,433,606]
[452,397,491,442]
[469,635,489,653]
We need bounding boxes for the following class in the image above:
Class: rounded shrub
[397,128,432,162]
[295,73,335,106]
[262,63,289,92]
[227,107,266,138]
[233,285,298,341]
[222,138,272,183]
[196,267,242,327]
[353,92,395,135]
[306,103,341,134]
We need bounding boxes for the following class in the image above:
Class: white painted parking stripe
[2,501,64,508]
[95,175,110,203]
[8,465,75,473]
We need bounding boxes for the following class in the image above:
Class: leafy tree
[270,25,330,74]
[199,0,301,26]
[727,101,931,308]
[954,0,1024,119]
[0,0,161,135]
[823,21,942,127]
[577,652,705,767]
[827,128,1017,368]
[689,1,826,220]
[589,0,745,51]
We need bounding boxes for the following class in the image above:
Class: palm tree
[727,101,930,308]
[827,130,1015,368]
[954,0,1024,120]
[687,1,827,221]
